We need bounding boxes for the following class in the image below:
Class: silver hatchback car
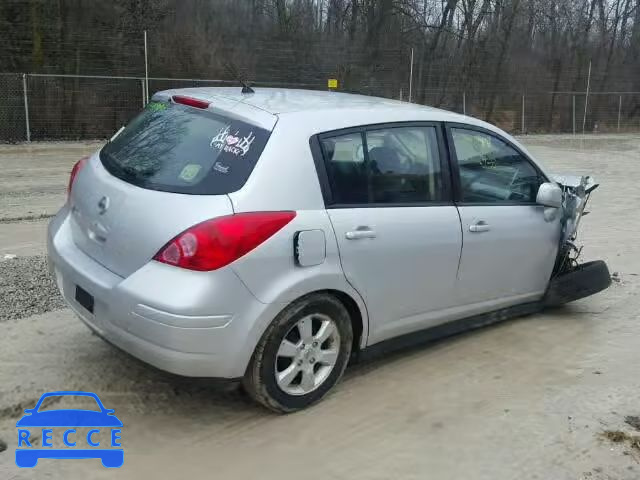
[48,88,611,412]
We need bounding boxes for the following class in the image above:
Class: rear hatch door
[69,97,274,278]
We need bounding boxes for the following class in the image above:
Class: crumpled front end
[545,174,611,306]
[553,174,599,246]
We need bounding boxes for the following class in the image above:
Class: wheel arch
[236,284,369,381]
[267,288,368,352]
[324,289,366,354]
[242,288,369,412]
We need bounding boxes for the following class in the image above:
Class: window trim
[444,122,549,206]
[310,121,454,208]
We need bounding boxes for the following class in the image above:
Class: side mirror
[537,182,562,208]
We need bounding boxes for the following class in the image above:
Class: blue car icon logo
[16,391,123,468]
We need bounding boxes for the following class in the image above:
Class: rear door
[446,124,561,309]
[69,98,274,277]
[314,123,462,344]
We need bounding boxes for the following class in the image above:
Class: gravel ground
[0,141,103,221]
[0,255,65,321]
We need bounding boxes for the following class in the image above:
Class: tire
[243,293,353,413]
[545,260,611,307]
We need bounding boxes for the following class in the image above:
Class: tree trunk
[486,0,521,122]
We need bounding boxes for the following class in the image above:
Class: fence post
[408,47,414,103]
[521,94,525,134]
[144,30,149,104]
[141,79,146,108]
[463,91,466,115]
[617,95,622,132]
[582,60,592,136]
[572,95,576,135]
[22,73,31,142]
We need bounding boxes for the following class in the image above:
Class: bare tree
[1,0,639,140]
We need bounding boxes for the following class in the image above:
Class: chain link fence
[0,74,28,142]
[1,71,639,142]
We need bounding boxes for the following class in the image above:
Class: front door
[446,125,562,311]
[317,123,462,344]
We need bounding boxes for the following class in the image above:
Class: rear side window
[100,100,271,195]
[320,132,367,204]
[320,125,444,205]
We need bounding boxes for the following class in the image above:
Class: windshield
[100,100,271,195]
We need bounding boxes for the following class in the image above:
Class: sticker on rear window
[147,101,168,112]
[179,164,202,182]
[210,126,255,157]
[213,162,229,174]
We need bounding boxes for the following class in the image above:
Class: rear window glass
[100,100,271,194]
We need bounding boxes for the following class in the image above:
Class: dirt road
[1,135,639,479]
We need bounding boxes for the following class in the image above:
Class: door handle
[345,227,377,240]
[469,220,490,233]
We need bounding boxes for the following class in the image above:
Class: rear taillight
[153,211,296,271]
[67,156,89,201]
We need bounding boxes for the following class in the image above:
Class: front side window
[451,128,542,203]
[320,125,444,205]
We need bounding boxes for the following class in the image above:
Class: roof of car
[152,87,541,170]
[158,87,449,116]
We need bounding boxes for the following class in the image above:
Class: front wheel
[243,293,353,413]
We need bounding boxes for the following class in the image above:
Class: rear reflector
[67,156,89,201]
[153,211,296,271]
[172,95,210,109]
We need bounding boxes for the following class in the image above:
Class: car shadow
[56,304,596,418]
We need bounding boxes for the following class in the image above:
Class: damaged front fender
[544,174,611,306]
[551,174,599,246]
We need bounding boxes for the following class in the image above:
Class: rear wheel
[243,293,353,413]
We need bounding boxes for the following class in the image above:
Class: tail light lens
[153,211,296,271]
[67,156,89,201]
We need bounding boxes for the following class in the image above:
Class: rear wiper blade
[109,126,125,143]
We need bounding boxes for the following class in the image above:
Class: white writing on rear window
[210,126,255,157]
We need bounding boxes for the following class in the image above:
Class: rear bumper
[47,208,285,378]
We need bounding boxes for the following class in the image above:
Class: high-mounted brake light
[153,211,296,271]
[172,95,210,109]
[67,156,88,201]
